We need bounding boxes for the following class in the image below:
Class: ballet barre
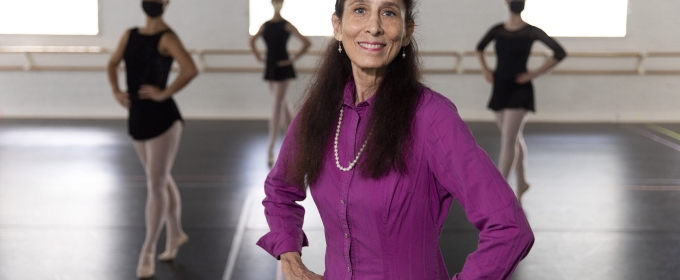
[0,46,679,76]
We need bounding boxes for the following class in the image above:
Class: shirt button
[348,266,351,272]
[340,199,345,204]
[345,233,349,238]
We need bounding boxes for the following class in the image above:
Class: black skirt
[128,97,183,140]
[264,62,296,81]
[488,80,535,112]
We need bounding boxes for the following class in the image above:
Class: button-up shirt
[257,79,534,279]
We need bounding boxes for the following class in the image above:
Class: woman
[249,0,311,167]
[257,0,534,279]
[476,0,566,203]
[106,0,198,278]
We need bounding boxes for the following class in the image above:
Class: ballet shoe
[517,182,530,205]
[158,233,189,262]
[137,252,155,279]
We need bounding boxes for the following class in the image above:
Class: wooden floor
[1,119,679,280]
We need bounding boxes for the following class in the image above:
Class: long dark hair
[286,0,423,188]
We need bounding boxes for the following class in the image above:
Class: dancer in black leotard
[249,0,311,167]
[476,0,566,204]
[106,0,198,278]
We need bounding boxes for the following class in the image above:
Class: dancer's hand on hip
[482,69,494,84]
[516,72,537,84]
[113,91,130,108]
[280,252,323,280]
[138,85,170,102]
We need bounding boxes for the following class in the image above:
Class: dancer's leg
[157,123,187,261]
[281,91,293,136]
[277,80,292,136]
[514,131,528,181]
[496,109,529,200]
[133,141,155,278]
[134,121,183,276]
[267,80,290,166]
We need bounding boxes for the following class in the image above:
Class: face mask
[509,1,525,14]
[272,2,283,12]
[142,1,164,18]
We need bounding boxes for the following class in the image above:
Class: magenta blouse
[257,79,534,279]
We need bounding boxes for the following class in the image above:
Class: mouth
[358,42,386,52]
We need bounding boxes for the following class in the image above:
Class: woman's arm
[256,116,316,267]
[517,27,567,84]
[476,25,499,84]
[476,51,494,84]
[249,24,265,63]
[107,29,131,108]
[256,116,321,279]
[138,32,199,102]
[285,23,312,64]
[425,99,534,280]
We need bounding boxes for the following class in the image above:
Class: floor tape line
[222,188,257,280]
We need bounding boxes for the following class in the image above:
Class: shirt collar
[342,76,376,108]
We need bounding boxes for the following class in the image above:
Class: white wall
[0,0,679,122]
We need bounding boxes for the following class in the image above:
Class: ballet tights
[134,121,187,276]
[267,80,293,163]
[494,109,530,201]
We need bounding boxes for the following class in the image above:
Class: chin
[353,59,390,71]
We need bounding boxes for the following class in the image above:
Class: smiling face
[333,0,414,74]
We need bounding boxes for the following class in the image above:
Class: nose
[365,11,383,36]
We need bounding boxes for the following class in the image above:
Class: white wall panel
[0,0,678,122]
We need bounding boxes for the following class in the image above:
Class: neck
[507,13,524,24]
[145,17,168,32]
[272,12,283,20]
[351,65,384,105]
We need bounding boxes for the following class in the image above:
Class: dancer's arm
[516,27,567,84]
[139,32,199,102]
[476,25,500,84]
[476,52,494,84]
[249,24,265,63]
[425,99,534,280]
[284,23,312,65]
[106,29,131,108]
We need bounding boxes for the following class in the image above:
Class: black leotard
[262,20,296,81]
[477,23,566,112]
[124,28,183,140]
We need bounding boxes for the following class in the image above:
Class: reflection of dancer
[249,0,311,167]
[257,0,533,279]
[476,0,566,203]
[106,0,198,278]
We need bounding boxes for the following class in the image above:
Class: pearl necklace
[334,107,370,172]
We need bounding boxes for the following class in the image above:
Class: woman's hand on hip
[516,72,537,84]
[138,85,170,102]
[280,252,323,280]
[482,69,494,84]
[113,91,130,108]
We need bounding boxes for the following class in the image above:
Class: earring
[338,42,343,53]
[402,48,406,58]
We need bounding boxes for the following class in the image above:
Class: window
[0,0,99,35]
[249,0,335,36]
[522,0,628,37]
